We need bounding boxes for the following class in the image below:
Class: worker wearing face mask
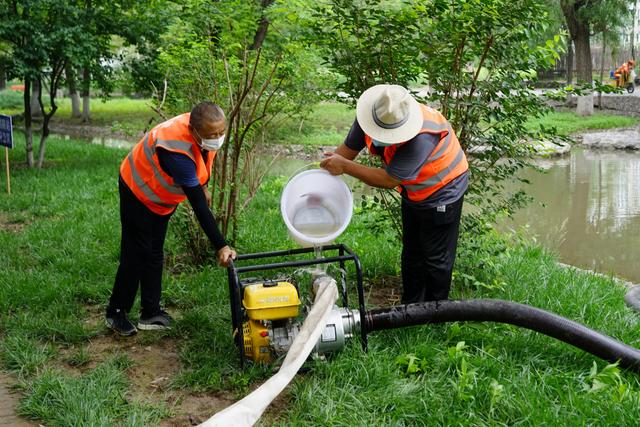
[320,85,468,304]
[106,101,236,336]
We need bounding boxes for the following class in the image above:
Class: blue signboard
[0,114,13,149]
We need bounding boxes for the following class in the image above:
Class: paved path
[0,373,36,427]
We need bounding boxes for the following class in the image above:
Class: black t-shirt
[344,118,468,208]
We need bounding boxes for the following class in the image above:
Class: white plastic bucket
[280,169,353,247]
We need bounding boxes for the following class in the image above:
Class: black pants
[401,195,464,303]
[108,178,171,317]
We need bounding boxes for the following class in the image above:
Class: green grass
[0,89,24,110]
[0,95,156,138]
[528,111,639,136]
[269,102,355,147]
[1,134,640,425]
[51,97,155,134]
[17,355,170,426]
[279,235,640,425]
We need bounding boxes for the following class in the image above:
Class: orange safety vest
[364,104,468,202]
[119,113,216,215]
[618,64,629,74]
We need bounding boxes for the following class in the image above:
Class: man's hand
[320,152,350,176]
[217,245,237,267]
[202,186,212,206]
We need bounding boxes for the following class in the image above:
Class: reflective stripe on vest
[364,104,468,202]
[119,113,215,215]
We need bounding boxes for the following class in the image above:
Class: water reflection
[58,134,135,150]
[505,148,640,283]
[89,136,134,150]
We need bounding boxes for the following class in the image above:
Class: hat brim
[356,85,423,145]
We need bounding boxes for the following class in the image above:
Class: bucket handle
[289,162,320,178]
[286,162,321,185]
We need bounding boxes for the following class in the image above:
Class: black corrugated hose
[364,299,640,372]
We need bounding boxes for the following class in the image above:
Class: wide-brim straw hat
[356,84,423,144]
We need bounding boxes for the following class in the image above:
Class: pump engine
[240,279,360,363]
[227,245,367,367]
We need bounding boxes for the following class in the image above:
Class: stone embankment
[577,129,640,150]
[563,93,640,117]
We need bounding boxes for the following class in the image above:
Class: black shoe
[137,309,173,331]
[105,309,137,336]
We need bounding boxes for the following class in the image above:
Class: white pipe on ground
[199,276,339,427]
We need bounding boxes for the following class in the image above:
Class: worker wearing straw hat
[321,84,468,303]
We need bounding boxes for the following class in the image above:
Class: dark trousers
[108,178,171,317]
[401,195,464,303]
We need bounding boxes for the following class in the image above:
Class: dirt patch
[261,388,293,424]
[0,213,27,233]
[365,275,403,307]
[54,331,237,426]
[9,160,60,170]
[0,373,37,427]
[52,305,238,426]
[160,392,237,427]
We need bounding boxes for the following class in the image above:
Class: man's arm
[320,148,401,189]
[157,148,236,266]
[335,142,360,160]
[182,185,236,266]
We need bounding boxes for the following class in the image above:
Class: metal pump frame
[227,244,367,368]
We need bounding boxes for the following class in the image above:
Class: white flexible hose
[199,276,339,427]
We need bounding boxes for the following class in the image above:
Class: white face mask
[201,134,225,151]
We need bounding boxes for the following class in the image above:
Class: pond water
[59,134,135,150]
[503,148,640,284]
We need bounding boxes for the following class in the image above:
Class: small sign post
[0,114,13,194]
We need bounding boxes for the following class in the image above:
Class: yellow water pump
[242,281,301,363]
[227,245,368,368]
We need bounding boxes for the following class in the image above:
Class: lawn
[527,110,639,136]
[0,91,155,138]
[1,134,640,425]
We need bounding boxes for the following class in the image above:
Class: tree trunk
[573,27,592,83]
[566,37,574,85]
[30,78,43,117]
[37,76,56,169]
[66,66,81,118]
[250,0,275,50]
[23,78,34,168]
[574,26,594,116]
[599,34,606,109]
[37,132,47,169]
[0,66,5,91]
[81,67,90,122]
[561,0,593,115]
[633,0,638,60]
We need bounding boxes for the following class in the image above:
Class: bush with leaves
[307,0,564,235]
[157,0,330,261]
